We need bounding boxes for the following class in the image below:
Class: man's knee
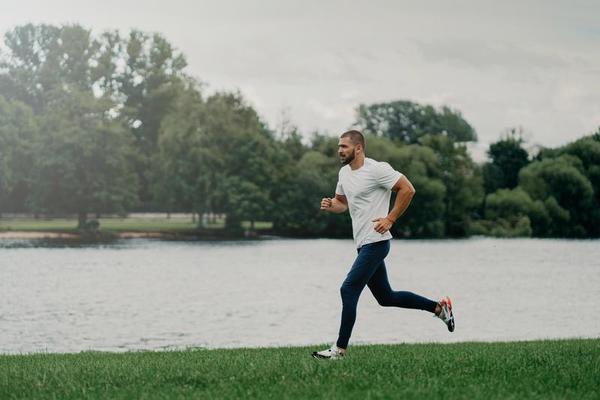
[375,295,394,307]
[340,283,358,303]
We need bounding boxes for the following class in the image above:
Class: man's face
[338,137,356,165]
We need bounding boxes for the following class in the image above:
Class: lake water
[1,238,599,354]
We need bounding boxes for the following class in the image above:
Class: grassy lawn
[1,339,598,399]
[0,217,273,233]
[0,218,81,231]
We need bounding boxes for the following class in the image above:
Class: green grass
[1,339,598,399]
[0,217,272,233]
[0,218,81,231]
[96,218,197,232]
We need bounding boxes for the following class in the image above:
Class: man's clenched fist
[320,197,333,210]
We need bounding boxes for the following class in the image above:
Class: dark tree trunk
[78,211,87,229]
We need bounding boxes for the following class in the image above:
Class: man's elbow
[399,185,415,201]
[397,183,415,196]
[393,176,416,196]
[337,203,348,214]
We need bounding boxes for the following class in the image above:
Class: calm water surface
[1,238,599,354]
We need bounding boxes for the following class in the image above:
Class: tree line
[1,24,599,238]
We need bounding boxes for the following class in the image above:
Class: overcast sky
[2,0,599,159]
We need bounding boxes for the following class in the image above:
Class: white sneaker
[312,345,345,360]
[436,296,455,332]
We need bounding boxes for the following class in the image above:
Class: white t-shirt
[336,158,403,248]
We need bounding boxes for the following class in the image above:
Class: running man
[312,130,454,360]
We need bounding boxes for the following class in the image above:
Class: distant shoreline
[0,231,167,239]
[0,230,280,241]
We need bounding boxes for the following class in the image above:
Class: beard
[340,148,356,165]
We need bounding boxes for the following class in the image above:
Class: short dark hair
[340,130,365,149]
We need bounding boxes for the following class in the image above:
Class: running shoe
[436,296,455,332]
[312,345,345,360]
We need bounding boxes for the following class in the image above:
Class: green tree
[116,30,188,209]
[519,155,594,237]
[471,188,549,237]
[533,134,600,236]
[0,24,189,211]
[157,91,276,231]
[0,24,63,111]
[355,100,477,144]
[391,145,446,237]
[272,150,348,236]
[0,96,38,213]
[0,24,122,215]
[279,128,307,162]
[0,24,117,111]
[202,93,276,231]
[29,90,138,228]
[420,135,483,236]
[541,134,600,198]
[154,78,211,221]
[483,128,530,193]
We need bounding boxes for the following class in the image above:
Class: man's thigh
[343,241,389,288]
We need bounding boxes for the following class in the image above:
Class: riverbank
[0,231,170,239]
[0,216,274,240]
[1,339,598,399]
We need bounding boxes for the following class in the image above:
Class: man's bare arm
[372,175,416,234]
[387,175,416,222]
[320,194,348,213]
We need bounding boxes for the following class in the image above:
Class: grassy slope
[1,339,599,399]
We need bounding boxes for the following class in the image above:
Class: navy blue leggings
[336,240,438,349]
